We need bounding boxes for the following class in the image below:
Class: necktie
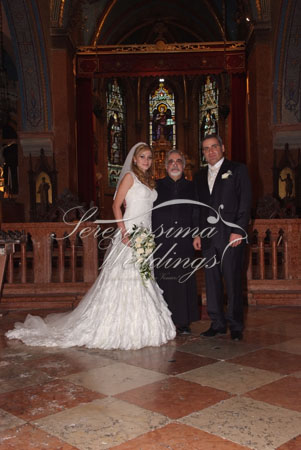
[208,166,219,194]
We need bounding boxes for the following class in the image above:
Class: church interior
[0,0,301,448]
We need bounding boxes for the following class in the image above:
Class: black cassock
[152,175,200,327]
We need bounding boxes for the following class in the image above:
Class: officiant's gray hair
[165,149,186,168]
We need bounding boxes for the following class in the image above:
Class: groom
[193,134,252,340]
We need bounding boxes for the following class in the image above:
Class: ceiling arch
[92,0,225,45]
[55,0,257,47]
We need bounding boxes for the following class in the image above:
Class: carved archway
[2,0,52,133]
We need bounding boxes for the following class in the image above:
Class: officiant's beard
[169,170,182,179]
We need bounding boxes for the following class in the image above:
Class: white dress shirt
[208,157,224,194]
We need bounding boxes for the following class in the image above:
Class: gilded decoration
[77,41,245,55]
[76,42,245,78]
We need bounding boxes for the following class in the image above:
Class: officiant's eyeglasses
[167,158,183,166]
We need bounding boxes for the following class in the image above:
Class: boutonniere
[222,170,232,179]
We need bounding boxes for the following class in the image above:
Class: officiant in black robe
[152,150,200,334]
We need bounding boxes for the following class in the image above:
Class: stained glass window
[199,75,219,165]
[106,78,126,187]
[149,79,176,148]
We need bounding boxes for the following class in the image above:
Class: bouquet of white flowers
[129,225,156,285]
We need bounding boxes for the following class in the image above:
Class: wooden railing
[1,222,100,284]
[247,219,301,305]
[0,219,300,309]
[0,222,100,310]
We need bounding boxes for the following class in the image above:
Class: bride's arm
[112,173,133,245]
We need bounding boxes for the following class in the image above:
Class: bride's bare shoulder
[122,172,135,184]
[115,173,134,199]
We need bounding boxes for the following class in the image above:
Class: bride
[6,142,176,350]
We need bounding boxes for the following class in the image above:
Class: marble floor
[0,306,301,450]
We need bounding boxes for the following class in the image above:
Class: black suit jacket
[194,158,252,250]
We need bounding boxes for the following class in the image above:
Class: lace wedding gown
[6,173,176,350]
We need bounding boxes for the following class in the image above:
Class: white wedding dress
[6,173,176,350]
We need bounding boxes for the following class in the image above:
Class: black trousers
[202,243,245,332]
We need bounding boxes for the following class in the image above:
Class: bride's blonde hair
[131,143,155,189]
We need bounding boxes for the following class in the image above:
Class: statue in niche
[277,163,295,200]
[28,149,58,221]
[36,174,51,216]
[279,172,294,198]
[272,144,299,217]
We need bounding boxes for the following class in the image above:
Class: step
[248,291,301,306]
[0,294,81,311]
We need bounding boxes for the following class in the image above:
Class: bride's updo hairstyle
[131,143,156,189]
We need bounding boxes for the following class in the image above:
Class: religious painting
[149,79,176,148]
[199,75,219,165]
[106,79,126,187]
